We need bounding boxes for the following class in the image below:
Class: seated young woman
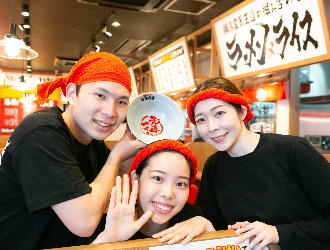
[92,139,215,245]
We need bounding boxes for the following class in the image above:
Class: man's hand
[108,125,146,166]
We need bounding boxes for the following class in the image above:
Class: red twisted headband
[130,140,197,187]
[187,88,253,126]
[37,52,131,104]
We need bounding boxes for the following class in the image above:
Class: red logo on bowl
[141,115,163,136]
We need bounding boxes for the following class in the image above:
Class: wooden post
[289,68,300,136]
[210,30,217,78]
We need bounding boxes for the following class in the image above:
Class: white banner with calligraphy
[149,37,196,95]
[212,0,330,80]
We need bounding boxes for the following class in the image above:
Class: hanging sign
[211,0,330,80]
[149,37,196,95]
[241,81,286,103]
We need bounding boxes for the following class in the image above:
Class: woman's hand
[92,175,152,244]
[234,221,279,250]
[152,216,215,245]
[228,221,250,230]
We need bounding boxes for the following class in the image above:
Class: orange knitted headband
[187,88,253,126]
[130,140,197,187]
[37,52,131,104]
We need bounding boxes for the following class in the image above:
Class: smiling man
[0,52,145,249]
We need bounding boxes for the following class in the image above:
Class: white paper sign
[212,0,329,79]
[149,38,195,94]
[150,237,250,250]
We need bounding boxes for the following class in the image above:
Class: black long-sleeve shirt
[195,133,330,250]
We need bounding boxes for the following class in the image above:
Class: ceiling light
[22,4,29,16]
[111,21,121,27]
[0,2,38,60]
[23,18,30,29]
[256,88,267,101]
[10,60,36,92]
[93,44,100,52]
[4,37,22,57]
[0,24,37,59]
[102,25,112,38]
[20,75,25,83]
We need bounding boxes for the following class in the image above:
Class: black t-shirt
[129,203,203,240]
[0,106,110,249]
[195,133,330,250]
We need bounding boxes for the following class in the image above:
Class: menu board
[211,0,330,80]
[149,37,196,95]
[0,96,57,135]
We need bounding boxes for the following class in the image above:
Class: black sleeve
[12,126,91,213]
[276,203,330,250]
[194,155,226,230]
[275,138,330,250]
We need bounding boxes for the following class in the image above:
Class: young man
[0,52,145,249]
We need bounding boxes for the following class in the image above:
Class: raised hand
[152,216,215,245]
[92,174,152,244]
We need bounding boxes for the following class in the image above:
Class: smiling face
[134,152,190,226]
[194,98,247,155]
[65,81,130,144]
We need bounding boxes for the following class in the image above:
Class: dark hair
[193,77,243,118]
[75,84,82,96]
[135,149,194,180]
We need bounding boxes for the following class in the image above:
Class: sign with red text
[150,237,251,250]
[212,0,330,80]
[0,95,57,135]
[149,37,196,94]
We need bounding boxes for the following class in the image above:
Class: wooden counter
[49,230,280,250]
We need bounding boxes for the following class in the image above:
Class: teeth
[154,203,171,211]
[214,134,225,140]
[95,120,110,127]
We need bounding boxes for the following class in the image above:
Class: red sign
[240,81,286,103]
[0,95,57,135]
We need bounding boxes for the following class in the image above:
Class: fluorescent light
[23,18,30,29]
[22,4,29,16]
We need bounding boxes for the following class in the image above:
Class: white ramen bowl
[127,92,184,144]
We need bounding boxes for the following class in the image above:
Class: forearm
[52,162,120,237]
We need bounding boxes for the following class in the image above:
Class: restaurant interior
[1,0,330,248]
